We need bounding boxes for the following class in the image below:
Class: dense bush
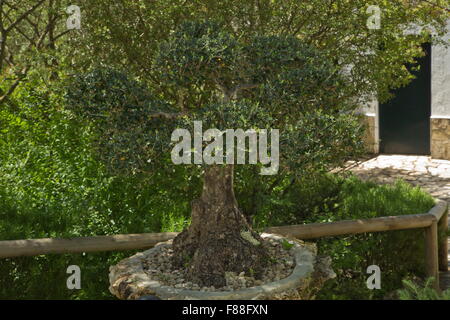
[0,81,437,300]
[397,278,450,300]
[253,175,436,300]
[0,83,197,299]
[315,178,436,300]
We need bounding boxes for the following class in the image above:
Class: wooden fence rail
[0,200,447,289]
[0,232,179,258]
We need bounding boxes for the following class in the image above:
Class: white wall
[431,20,450,118]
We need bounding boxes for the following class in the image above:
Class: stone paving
[348,155,450,291]
[348,155,450,204]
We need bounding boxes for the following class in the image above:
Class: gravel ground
[142,237,296,292]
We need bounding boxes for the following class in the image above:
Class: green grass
[398,278,450,300]
[0,170,437,299]
[253,174,436,300]
[310,177,435,300]
[0,84,198,299]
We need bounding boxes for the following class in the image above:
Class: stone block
[431,118,450,160]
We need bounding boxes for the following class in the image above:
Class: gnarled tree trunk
[172,165,268,287]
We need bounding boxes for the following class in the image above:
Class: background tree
[3,1,448,218]
[74,0,449,103]
[0,0,75,107]
[62,1,449,218]
[67,21,364,287]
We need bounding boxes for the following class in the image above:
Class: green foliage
[281,239,294,251]
[312,178,436,300]
[254,175,436,300]
[65,67,177,175]
[68,22,365,179]
[0,87,438,300]
[280,112,366,176]
[2,2,448,300]
[246,173,343,229]
[161,212,191,233]
[398,278,450,300]
[0,83,201,299]
[0,0,78,106]
[1,21,342,299]
[155,20,239,90]
[74,0,449,104]
[0,251,133,300]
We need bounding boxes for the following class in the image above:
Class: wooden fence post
[425,219,440,290]
[438,208,448,272]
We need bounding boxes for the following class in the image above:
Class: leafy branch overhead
[75,0,449,104]
[67,21,365,176]
[0,0,77,107]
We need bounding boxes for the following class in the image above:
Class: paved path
[348,155,450,291]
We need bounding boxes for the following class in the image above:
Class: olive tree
[67,21,364,286]
[74,0,449,103]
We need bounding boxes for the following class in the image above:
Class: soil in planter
[142,237,296,292]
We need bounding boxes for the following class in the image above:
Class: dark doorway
[379,43,431,155]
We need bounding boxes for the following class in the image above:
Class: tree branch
[230,83,258,99]
[0,65,29,105]
[53,28,72,41]
[5,0,46,33]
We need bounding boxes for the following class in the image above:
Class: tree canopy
[66,21,364,178]
[72,0,449,103]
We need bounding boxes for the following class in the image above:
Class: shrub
[0,81,438,299]
[254,174,436,300]
[0,82,200,299]
[398,278,450,300]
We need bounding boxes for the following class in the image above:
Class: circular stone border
[109,233,335,300]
